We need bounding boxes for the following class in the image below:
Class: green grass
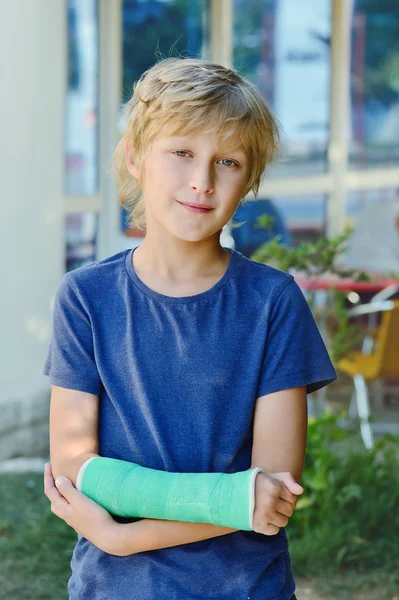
[0,472,76,600]
[1,471,398,599]
[286,414,399,599]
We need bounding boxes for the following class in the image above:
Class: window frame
[66,0,399,261]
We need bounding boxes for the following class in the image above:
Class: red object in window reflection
[293,273,398,293]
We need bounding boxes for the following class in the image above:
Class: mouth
[177,200,214,214]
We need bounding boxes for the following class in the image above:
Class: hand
[43,462,120,555]
[252,471,303,536]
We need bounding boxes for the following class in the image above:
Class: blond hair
[113,57,281,232]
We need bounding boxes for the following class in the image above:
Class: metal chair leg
[354,374,374,449]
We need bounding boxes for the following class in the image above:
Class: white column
[0,1,66,457]
[327,0,352,239]
[96,0,125,258]
[211,0,233,67]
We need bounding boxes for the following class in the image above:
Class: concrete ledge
[0,389,50,435]
[0,389,50,460]
[0,457,47,473]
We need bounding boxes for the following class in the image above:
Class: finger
[279,485,297,506]
[44,465,70,510]
[266,524,280,535]
[54,476,80,502]
[279,473,304,495]
[261,504,289,528]
[268,512,289,528]
[43,463,47,494]
[50,503,67,520]
[44,463,60,499]
[43,462,52,495]
[55,476,94,511]
[276,498,294,518]
[253,503,289,531]
[260,524,280,536]
[272,472,303,496]
[44,463,62,497]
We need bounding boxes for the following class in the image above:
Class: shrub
[288,411,399,575]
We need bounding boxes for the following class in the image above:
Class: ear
[125,139,141,180]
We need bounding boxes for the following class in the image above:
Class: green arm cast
[76,457,263,531]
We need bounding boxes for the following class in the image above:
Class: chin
[173,231,209,243]
[163,215,223,243]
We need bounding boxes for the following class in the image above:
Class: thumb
[55,476,76,497]
[275,472,304,495]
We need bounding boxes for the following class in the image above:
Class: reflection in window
[350,1,399,169]
[272,194,327,245]
[231,194,327,257]
[343,189,399,275]
[122,0,209,102]
[233,0,331,178]
[65,213,98,273]
[66,0,99,195]
[231,198,292,258]
[345,188,398,223]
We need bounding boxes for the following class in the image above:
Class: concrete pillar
[0,1,66,459]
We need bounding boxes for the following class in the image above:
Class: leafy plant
[288,411,399,575]
[250,218,399,363]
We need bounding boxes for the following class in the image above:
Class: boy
[43,57,337,599]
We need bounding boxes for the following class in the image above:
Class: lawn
[0,472,75,599]
[1,472,398,599]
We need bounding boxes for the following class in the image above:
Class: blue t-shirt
[43,247,337,600]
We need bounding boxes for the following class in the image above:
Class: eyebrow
[165,137,246,158]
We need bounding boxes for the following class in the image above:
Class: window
[343,188,399,274]
[65,213,98,273]
[233,0,331,178]
[65,0,100,272]
[66,0,99,194]
[350,1,399,169]
[121,0,210,238]
[122,0,209,102]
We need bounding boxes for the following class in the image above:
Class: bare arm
[111,519,238,556]
[49,385,100,484]
[106,386,307,556]
[49,385,238,554]
[250,386,308,482]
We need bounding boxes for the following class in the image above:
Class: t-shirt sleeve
[256,277,338,397]
[43,274,102,395]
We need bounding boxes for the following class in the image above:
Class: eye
[174,151,192,158]
[219,158,238,168]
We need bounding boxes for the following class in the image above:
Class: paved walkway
[0,457,46,473]
[295,581,325,599]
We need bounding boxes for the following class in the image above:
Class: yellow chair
[338,298,399,449]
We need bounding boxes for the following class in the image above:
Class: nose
[190,165,214,195]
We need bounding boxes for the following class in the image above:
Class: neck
[133,229,230,283]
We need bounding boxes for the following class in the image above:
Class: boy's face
[127,130,250,243]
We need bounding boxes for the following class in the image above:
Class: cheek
[149,159,183,192]
[222,175,247,203]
